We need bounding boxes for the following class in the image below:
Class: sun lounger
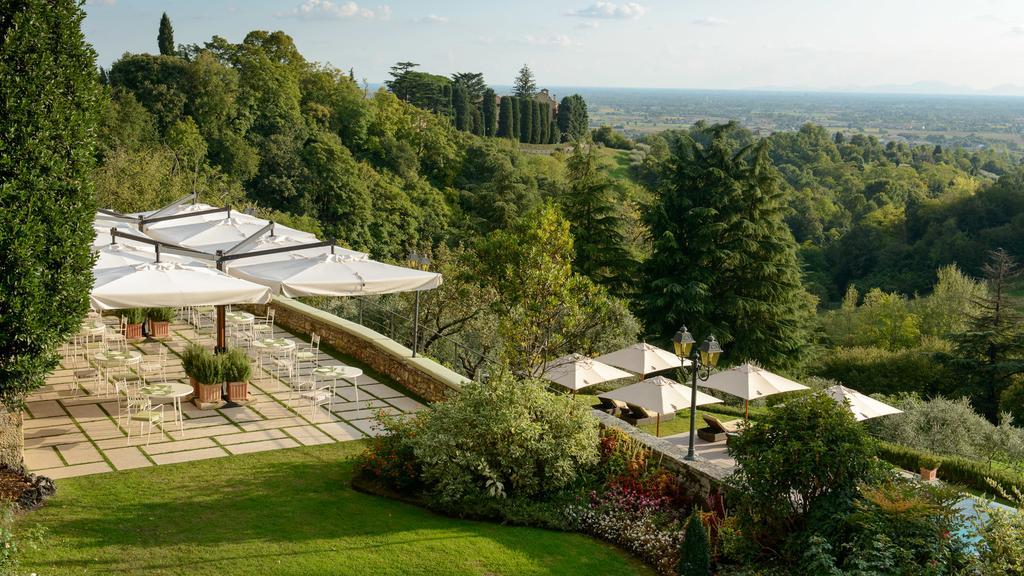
[595,397,628,416]
[624,403,675,426]
[698,414,744,442]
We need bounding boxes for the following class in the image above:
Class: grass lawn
[17,442,654,576]
[574,393,745,438]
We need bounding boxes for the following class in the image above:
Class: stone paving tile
[24,448,63,470]
[251,401,295,419]
[105,447,153,471]
[142,437,218,455]
[283,425,335,446]
[218,406,263,423]
[56,442,104,465]
[385,396,427,413]
[330,399,390,413]
[24,416,74,431]
[361,383,403,399]
[38,461,112,479]
[65,403,109,422]
[348,418,385,437]
[335,387,377,402]
[150,446,229,466]
[239,416,309,432]
[215,429,289,445]
[179,415,231,429]
[26,400,66,419]
[167,424,243,441]
[338,406,400,421]
[225,438,300,455]
[79,420,128,441]
[316,421,363,441]
[25,432,87,449]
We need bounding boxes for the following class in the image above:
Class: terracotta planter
[189,376,198,397]
[197,382,222,404]
[125,323,143,341]
[920,467,938,482]
[227,381,249,403]
[150,321,170,339]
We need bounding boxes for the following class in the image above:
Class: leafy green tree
[561,146,636,294]
[519,97,532,143]
[450,71,485,103]
[107,54,190,132]
[495,93,511,138]
[0,0,100,416]
[945,249,1024,420]
[481,88,497,137]
[158,12,175,56]
[513,63,536,97]
[470,106,483,136]
[385,61,451,114]
[557,94,589,142]
[641,122,813,368]
[677,513,711,576]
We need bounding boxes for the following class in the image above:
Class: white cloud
[577,21,600,29]
[524,34,580,47]
[691,16,727,26]
[567,2,646,19]
[280,1,391,20]
[414,14,449,24]
[85,0,116,5]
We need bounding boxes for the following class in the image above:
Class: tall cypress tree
[530,100,541,144]
[539,103,550,144]
[641,122,812,368]
[548,120,560,144]
[519,97,532,143]
[452,82,469,131]
[497,96,513,138]
[557,94,589,142]
[482,88,497,137]
[0,0,99,436]
[158,12,175,56]
[511,96,520,139]
[471,107,484,136]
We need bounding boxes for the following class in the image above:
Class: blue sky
[83,0,1024,93]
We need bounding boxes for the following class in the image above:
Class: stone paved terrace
[23,318,426,479]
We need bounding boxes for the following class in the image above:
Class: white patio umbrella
[704,362,809,419]
[225,234,368,266]
[596,343,688,376]
[600,375,723,435]
[227,252,442,297]
[90,261,273,310]
[824,385,904,421]
[146,214,315,254]
[541,353,633,393]
[93,243,201,270]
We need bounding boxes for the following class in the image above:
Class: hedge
[876,441,1024,496]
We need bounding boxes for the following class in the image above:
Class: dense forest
[94,16,1024,421]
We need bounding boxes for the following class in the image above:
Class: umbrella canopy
[146,214,315,253]
[704,362,809,418]
[600,375,723,414]
[595,343,688,376]
[90,261,272,310]
[824,385,904,421]
[225,234,368,267]
[93,243,199,270]
[541,353,633,392]
[227,252,442,297]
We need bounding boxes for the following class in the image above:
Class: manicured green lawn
[18,441,653,576]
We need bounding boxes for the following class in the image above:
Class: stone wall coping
[270,296,468,392]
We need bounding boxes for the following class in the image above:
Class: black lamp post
[673,325,723,461]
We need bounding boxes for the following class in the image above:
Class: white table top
[94,350,142,364]
[139,382,193,399]
[252,338,295,350]
[313,365,363,379]
[225,311,255,324]
[80,319,106,334]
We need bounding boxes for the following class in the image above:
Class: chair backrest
[126,388,149,410]
[267,308,276,322]
[702,414,730,433]
[627,403,656,419]
[311,333,320,351]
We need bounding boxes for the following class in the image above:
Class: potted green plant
[123,308,146,341]
[147,307,175,339]
[189,347,223,406]
[221,348,252,403]
[919,455,940,482]
[180,343,205,396]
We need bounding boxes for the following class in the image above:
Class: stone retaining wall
[591,409,733,502]
[244,297,467,402]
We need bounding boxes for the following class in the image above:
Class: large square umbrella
[600,375,723,435]
[703,362,809,419]
[824,385,903,421]
[541,353,633,393]
[596,342,688,376]
[90,261,273,310]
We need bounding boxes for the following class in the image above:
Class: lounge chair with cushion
[624,403,675,426]
[595,396,628,416]
[698,414,744,442]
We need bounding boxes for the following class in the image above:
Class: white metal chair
[252,308,276,338]
[138,346,167,383]
[271,347,296,382]
[105,317,127,351]
[294,334,320,373]
[299,376,334,421]
[125,391,164,446]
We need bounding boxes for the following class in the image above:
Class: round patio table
[252,337,296,373]
[94,349,142,386]
[138,382,193,434]
[225,311,255,325]
[312,365,363,417]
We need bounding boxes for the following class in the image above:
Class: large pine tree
[158,12,174,56]
[641,122,812,368]
[513,63,536,97]
[1,0,99,428]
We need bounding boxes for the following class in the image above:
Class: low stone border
[244,297,468,403]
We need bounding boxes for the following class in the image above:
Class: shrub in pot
[189,347,222,405]
[221,348,252,403]
[147,307,175,339]
[123,308,146,341]
[919,455,940,482]
[180,343,205,395]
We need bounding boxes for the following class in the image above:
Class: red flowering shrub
[355,411,422,493]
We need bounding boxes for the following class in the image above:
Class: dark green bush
[678,512,711,576]
[809,344,955,397]
[876,441,1024,495]
[146,307,175,322]
[122,308,147,324]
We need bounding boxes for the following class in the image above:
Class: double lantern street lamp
[672,326,724,461]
